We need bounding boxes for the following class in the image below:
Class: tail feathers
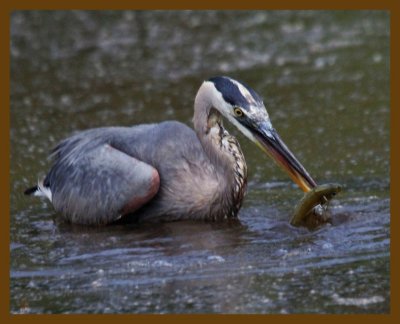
[24,180,52,202]
[24,186,38,195]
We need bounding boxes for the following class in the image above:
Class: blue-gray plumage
[25,76,317,225]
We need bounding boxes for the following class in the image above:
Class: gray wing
[44,131,160,225]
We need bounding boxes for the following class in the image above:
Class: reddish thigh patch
[121,169,160,215]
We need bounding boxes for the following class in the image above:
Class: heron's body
[42,121,246,224]
[26,76,316,225]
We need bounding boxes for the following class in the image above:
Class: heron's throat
[194,107,248,216]
[195,107,231,168]
[193,82,248,217]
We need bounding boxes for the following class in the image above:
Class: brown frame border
[2,1,398,323]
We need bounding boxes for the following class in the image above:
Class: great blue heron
[25,76,317,225]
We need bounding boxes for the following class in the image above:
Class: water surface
[10,11,390,313]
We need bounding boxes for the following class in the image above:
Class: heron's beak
[253,121,317,192]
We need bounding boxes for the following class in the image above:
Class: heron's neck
[194,109,224,167]
[193,83,247,216]
[193,83,232,174]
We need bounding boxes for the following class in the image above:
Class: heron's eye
[234,107,243,117]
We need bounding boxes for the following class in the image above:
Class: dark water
[10,11,390,313]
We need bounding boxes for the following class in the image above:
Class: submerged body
[26,76,317,225]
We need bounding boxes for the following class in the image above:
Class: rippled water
[10,11,390,313]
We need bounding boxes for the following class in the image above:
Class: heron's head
[206,76,316,192]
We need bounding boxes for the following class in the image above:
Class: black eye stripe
[208,76,263,110]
